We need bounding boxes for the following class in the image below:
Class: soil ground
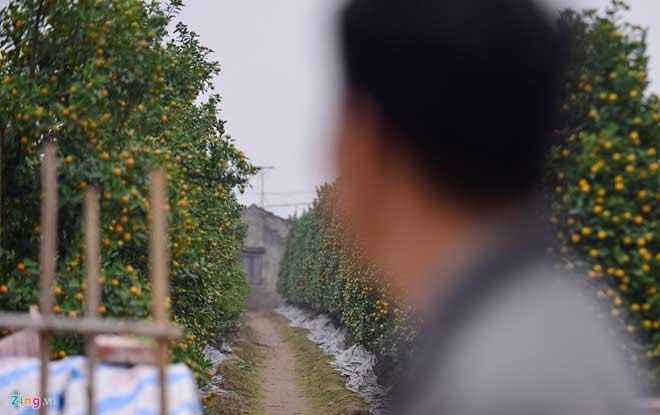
[207,321,265,415]
[248,311,309,414]
[210,306,369,415]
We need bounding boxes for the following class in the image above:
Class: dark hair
[340,0,566,205]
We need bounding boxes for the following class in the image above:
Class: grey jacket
[393,235,641,415]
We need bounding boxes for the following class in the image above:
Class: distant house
[240,205,290,308]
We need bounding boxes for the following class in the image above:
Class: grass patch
[271,313,370,415]
[206,324,265,415]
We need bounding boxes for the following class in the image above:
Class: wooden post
[149,171,169,415]
[0,131,3,277]
[0,132,3,284]
[84,188,100,415]
[39,143,57,415]
[0,130,5,285]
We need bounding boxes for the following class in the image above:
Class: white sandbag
[0,356,202,414]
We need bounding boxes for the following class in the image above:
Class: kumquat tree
[278,184,418,362]
[549,0,660,390]
[0,0,256,385]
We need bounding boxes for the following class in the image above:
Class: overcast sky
[1,0,658,217]
[176,0,660,217]
[176,0,342,217]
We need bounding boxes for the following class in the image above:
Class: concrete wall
[241,205,290,308]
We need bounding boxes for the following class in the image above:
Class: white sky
[176,0,660,218]
[1,0,658,217]
[176,0,342,218]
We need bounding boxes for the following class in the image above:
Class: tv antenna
[259,166,275,207]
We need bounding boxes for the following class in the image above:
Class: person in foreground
[333,0,641,413]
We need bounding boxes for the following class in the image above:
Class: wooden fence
[0,143,182,415]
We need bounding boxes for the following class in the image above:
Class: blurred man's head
[334,0,565,291]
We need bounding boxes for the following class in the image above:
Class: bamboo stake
[0,135,3,287]
[0,131,7,304]
[84,188,100,415]
[39,143,57,415]
[149,171,169,415]
[0,313,181,337]
[0,132,3,279]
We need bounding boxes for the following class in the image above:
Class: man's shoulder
[431,262,639,413]
[448,264,617,365]
[459,262,605,345]
[446,264,633,412]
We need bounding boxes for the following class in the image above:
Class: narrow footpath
[210,288,369,415]
[245,310,309,415]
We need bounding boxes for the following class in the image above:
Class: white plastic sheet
[276,304,391,414]
[199,344,227,398]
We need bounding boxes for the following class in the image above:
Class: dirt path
[245,310,309,415]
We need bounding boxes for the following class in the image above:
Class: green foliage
[549,0,660,388]
[278,184,417,360]
[0,0,256,386]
